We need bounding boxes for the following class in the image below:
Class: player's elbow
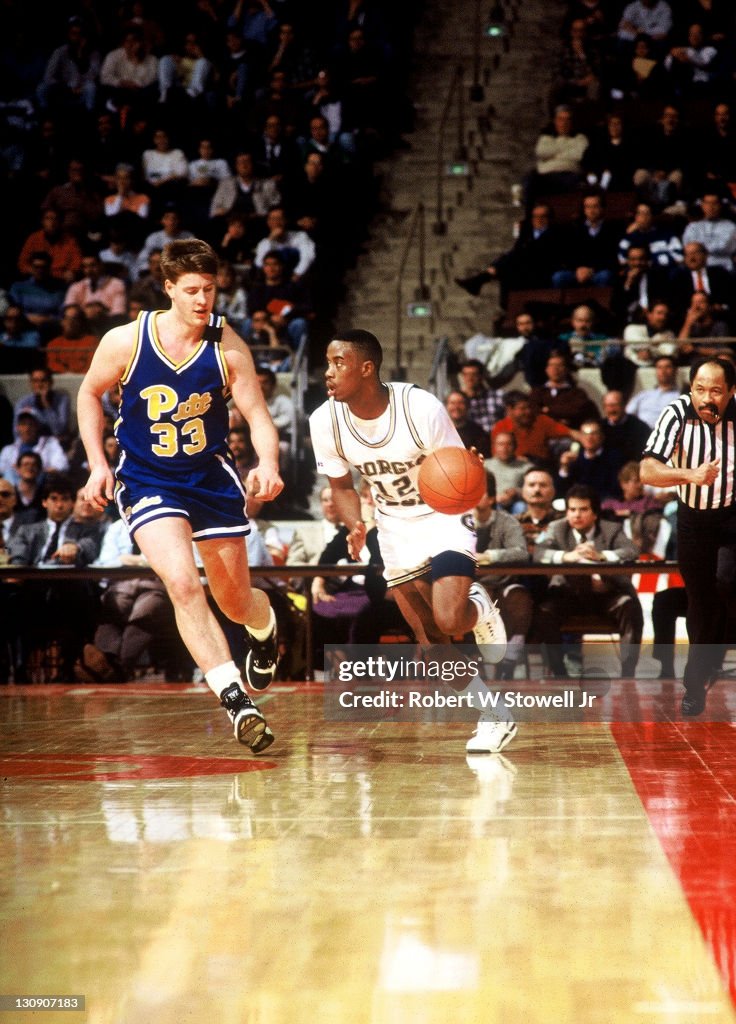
[638,458,658,486]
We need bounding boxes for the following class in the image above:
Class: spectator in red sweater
[492,391,583,470]
[17,210,82,284]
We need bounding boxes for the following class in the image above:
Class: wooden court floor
[2,680,736,1024]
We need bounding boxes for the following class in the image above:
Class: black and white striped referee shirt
[643,394,736,509]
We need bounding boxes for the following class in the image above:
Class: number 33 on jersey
[115,310,231,472]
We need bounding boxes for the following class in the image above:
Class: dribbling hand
[468,446,485,466]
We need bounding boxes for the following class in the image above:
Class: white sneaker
[466,718,517,754]
[469,582,507,663]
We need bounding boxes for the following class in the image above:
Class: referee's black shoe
[681,689,706,717]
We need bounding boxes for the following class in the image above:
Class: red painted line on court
[0,753,276,781]
[612,722,736,1005]
[0,681,324,696]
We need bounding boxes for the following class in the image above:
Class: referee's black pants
[677,503,736,693]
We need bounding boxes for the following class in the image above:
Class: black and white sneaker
[220,682,274,753]
[244,623,279,691]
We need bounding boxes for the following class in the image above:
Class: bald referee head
[689,355,736,426]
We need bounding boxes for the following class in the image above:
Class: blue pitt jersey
[115,310,231,479]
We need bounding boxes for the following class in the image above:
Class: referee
[640,355,736,717]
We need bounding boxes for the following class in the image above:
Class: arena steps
[331,0,567,385]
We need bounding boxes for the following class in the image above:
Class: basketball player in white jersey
[309,329,516,754]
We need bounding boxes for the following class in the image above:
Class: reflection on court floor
[1,683,735,1023]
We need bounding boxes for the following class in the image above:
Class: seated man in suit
[286,484,341,573]
[8,473,103,680]
[668,242,732,326]
[556,418,623,501]
[532,484,643,678]
[601,390,652,463]
[611,244,670,332]
[76,517,192,683]
[550,193,619,289]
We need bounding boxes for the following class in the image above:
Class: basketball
[417,446,487,515]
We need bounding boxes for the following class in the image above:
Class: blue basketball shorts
[115,452,251,541]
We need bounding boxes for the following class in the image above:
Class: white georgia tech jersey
[309,381,464,519]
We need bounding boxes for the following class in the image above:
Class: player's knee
[163,571,202,608]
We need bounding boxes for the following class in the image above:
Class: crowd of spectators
[446,0,736,679]
[0,356,305,681]
[449,0,736,579]
[0,0,421,541]
[457,0,736,361]
[4,0,733,684]
[0,0,420,380]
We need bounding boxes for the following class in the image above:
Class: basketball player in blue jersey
[310,329,517,755]
[77,239,280,753]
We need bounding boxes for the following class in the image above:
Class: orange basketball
[417,446,487,515]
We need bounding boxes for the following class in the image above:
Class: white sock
[246,606,276,642]
[456,675,513,723]
[205,661,241,698]
[507,634,525,663]
[457,674,491,704]
[468,585,491,627]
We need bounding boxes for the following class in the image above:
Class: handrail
[288,330,310,493]
[0,561,679,681]
[434,64,466,236]
[427,335,452,397]
[470,0,485,101]
[394,202,428,379]
[559,337,736,364]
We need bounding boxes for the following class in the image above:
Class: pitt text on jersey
[140,386,213,458]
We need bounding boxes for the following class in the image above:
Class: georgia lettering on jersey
[115,311,231,474]
[309,382,465,521]
[352,452,427,510]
